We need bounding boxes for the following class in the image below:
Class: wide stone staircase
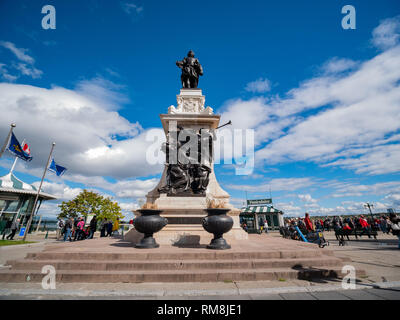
[0,236,362,283]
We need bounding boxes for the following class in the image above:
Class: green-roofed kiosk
[240,202,284,233]
[0,173,56,235]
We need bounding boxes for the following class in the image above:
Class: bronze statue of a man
[176,50,203,88]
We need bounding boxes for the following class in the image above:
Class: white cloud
[0,80,164,180]
[276,202,302,217]
[298,194,317,203]
[218,18,400,177]
[371,15,400,50]
[0,41,35,64]
[228,177,315,192]
[0,41,42,80]
[245,78,271,93]
[121,2,143,15]
[329,180,400,199]
[384,194,400,207]
[0,63,17,82]
[32,181,82,200]
[321,57,358,74]
[14,63,43,79]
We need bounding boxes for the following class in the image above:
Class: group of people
[100,218,119,237]
[282,212,400,248]
[58,216,120,241]
[241,220,269,234]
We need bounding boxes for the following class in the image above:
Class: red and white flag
[22,142,31,156]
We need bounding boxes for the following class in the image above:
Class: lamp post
[364,202,374,220]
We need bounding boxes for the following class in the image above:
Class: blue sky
[0,0,400,218]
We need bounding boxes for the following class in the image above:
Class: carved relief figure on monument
[158,126,212,196]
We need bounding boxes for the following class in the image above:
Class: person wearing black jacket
[88,215,97,239]
[388,213,400,249]
[2,219,12,240]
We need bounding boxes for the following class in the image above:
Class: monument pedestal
[131,89,247,245]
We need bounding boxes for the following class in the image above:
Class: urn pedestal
[133,210,168,248]
[202,209,233,250]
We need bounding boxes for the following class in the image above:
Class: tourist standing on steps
[6,218,20,240]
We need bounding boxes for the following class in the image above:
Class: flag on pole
[48,157,67,176]
[7,132,33,161]
[22,142,31,156]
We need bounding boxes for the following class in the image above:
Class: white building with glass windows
[0,173,56,235]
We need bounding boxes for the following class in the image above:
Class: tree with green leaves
[58,190,124,222]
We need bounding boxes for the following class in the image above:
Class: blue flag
[7,132,33,162]
[48,158,67,176]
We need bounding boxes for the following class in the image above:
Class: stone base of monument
[0,235,365,283]
[124,224,247,246]
[126,203,248,245]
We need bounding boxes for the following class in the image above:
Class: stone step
[0,267,356,283]
[6,257,344,271]
[25,249,328,261]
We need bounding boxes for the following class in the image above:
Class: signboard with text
[247,199,272,206]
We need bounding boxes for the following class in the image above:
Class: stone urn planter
[133,209,168,248]
[202,208,233,249]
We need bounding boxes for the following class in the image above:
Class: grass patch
[360,275,369,279]
[0,240,36,246]
[223,280,233,283]
[278,278,286,282]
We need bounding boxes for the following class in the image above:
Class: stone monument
[131,51,248,245]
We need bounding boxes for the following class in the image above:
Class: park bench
[335,228,378,242]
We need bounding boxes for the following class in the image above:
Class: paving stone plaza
[1,231,399,300]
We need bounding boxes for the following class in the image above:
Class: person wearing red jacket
[359,215,371,238]
[342,223,352,231]
[304,213,314,232]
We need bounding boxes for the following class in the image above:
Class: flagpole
[9,139,25,174]
[0,123,16,159]
[22,142,55,241]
